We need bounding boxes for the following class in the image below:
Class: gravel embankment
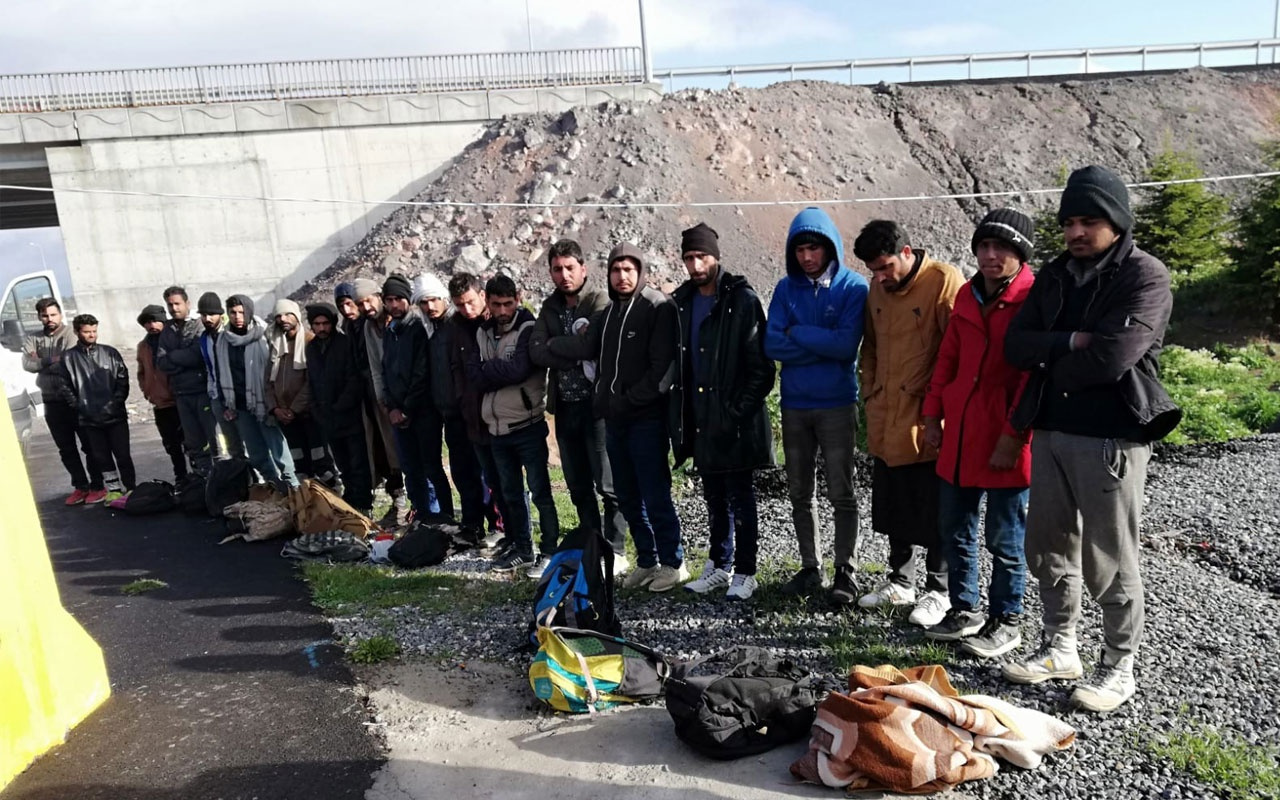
[327,435,1280,800]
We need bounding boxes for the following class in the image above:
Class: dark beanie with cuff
[306,302,338,325]
[197,291,224,315]
[971,208,1035,263]
[1058,164,1133,232]
[381,274,413,302]
[137,304,167,325]
[334,282,357,303]
[681,223,720,258]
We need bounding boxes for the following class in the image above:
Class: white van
[1,270,66,453]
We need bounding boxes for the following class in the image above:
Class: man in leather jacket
[57,314,135,502]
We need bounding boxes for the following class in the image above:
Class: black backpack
[177,474,208,516]
[527,528,621,646]
[388,516,468,569]
[665,648,842,760]
[205,458,252,517]
[123,480,177,515]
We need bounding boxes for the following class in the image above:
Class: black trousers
[46,401,101,491]
[555,399,626,553]
[328,427,373,512]
[81,421,136,492]
[153,405,188,481]
[280,412,336,479]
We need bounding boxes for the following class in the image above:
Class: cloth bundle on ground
[220,500,296,543]
[281,530,370,562]
[529,626,669,714]
[287,478,376,539]
[528,528,620,646]
[665,648,843,760]
[790,664,1076,794]
[387,515,476,569]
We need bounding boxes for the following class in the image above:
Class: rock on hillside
[295,66,1280,305]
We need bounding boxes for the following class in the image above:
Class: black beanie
[1058,165,1133,232]
[971,208,1035,263]
[137,304,166,325]
[197,291,224,315]
[680,222,720,258]
[381,274,413,302]
[306,302,338,325]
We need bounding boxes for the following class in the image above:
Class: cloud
[891,22,999,50]
[0,0,852,74]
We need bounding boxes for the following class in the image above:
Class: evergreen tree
[1232,141,1280,329]
[1031,163,1070,268]
[1133,149,1232,279]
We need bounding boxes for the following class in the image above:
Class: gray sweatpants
[1025,430,1151,662]
[782,404,859,572]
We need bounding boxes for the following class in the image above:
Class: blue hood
[785,207,844,279]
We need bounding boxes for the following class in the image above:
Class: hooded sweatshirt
[216,295,272,421]
[763,207,869,410]
[267,298,311,414]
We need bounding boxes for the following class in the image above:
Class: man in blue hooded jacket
[764,207,869,605]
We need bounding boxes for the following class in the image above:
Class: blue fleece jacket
[764,207,869,409]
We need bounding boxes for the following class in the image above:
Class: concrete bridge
[0,48,661,341]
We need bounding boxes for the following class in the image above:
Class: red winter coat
[922,265,1034,489]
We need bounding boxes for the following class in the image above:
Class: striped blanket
[790,665,1076,794]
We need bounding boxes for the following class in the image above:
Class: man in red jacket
[921,208,1035,658]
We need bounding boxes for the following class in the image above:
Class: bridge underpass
[0,144,58,230]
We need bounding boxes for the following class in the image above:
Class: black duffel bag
[122,480,177,515]
[388,516,469,569]
[665,647,842,760]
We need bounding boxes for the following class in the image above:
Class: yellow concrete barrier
[0,400,110,789]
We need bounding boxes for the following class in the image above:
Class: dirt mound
[295,66,1280,304]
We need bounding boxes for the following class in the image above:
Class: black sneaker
[481,535,512,557]
[959,614,1023,658]
[489,549,534,573]
[830,567,858,606]
[779,567,827,597]
[924,607,986,641]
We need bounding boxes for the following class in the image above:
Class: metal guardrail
[0,47,645,114]
[655,38,1280,87]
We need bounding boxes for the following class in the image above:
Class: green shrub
[1133,149,1232,283]
[1150,725,1280,800]
[1232,140,1280,329]
[1160,344,1280,445]
[349,635,400,664]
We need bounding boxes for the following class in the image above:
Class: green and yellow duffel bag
[530,626,669,713]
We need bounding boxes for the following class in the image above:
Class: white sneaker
[725,573,758,601]
[1072,655,1137,712]
[857,581,917,609]
[525,555,552,580]
[622,564,659,589]
[647,564,691,593]
[1002,633,1084,685]
[612,552,631,577]
[908,590,951,627]
[684,564,732,594]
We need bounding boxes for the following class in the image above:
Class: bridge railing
[655,37,1280,88]
[0,47,645,113]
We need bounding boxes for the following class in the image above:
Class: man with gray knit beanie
[1002,165,1181,712]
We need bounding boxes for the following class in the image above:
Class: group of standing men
[23,163,1177,714]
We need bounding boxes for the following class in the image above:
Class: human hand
[923,417,943,450]
[389,409,406,427]
[1070,331,1093,351]
[988,434,1023,471]
[223,408,237,421]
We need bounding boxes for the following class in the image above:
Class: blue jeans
[938,480,1028,617]
[490,420,558,557]
[234,412,299,489]
[391,421,441,518]
[703,468,758,576]
[606,416,683,569]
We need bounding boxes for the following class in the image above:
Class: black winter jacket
[156,317,208,396]
[669,271,776,473]
[449,313,488,443]
[381,311,430,416]
[427,309,460,416]
[58,342,130,427]
[1005,231,1181,442]
[528,279,610,415]
[305,331,365,438]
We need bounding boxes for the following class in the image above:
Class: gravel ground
[326,435,1280,799]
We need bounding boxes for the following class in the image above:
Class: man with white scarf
[267,298,337,485]
[215,294,299,490]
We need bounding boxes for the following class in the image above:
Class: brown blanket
[790,665,1076,794]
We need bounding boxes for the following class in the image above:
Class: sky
[2,0,1279,292]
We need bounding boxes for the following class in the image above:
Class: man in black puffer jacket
[58,314,134,502]
[157,286,219,476]
[549,242,686,593]
[669,224,776,602]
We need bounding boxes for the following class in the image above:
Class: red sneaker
[83,489,108,505]
[65,489,90,505]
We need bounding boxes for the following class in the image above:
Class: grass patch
[120,578,168,595]
[823,622,950,673]
[349,635,400,664]
[1149,725,1280,800]
[301,563,535,615]
[1161,344,1280,444]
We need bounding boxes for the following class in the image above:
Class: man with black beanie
[1002,165,1181,713]
[196,291,245,460]
[306,302,373,513]
[136,304,188,482]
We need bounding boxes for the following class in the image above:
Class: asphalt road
[2,420,383,800]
